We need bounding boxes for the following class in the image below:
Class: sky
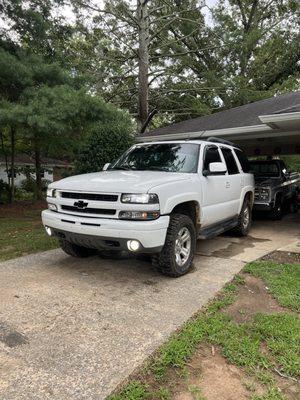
[61,0,218,25]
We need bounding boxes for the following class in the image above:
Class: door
[220,147,242,217]
[200,145,232,226]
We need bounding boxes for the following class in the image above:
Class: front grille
[61,205,116,215]
[61,192,118,202]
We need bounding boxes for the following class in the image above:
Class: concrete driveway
[0,214,299,400]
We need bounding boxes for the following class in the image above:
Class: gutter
[138,124,272,142]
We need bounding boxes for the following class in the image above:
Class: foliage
[0,179,10,203]
[75,116,135,174]
[70,0,300,127]
[282,155,300,172]
[0,0,135,200]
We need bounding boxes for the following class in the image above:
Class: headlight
[48,203,57,211]
[47,188,57,198]
[260,188,270,200]
[255,188,270,201]
[121,193,158,204]
[119,211,160,220]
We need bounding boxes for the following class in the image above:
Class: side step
[198,216,238,240]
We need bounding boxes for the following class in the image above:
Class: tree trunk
[34,139,43,200]
[9,127,15,203]
[137,0,149,131]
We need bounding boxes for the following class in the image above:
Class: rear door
[220,147,242,217]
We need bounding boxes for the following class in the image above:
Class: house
[139,91,300,157]
[0,154,70,187]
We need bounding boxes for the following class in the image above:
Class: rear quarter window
[234,149,251,173]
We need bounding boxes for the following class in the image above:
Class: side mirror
[203,162,227,177]
[103,163,111,171]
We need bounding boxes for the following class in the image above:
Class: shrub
[0,179,10,203]
[75,117,135,174]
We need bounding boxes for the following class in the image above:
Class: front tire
[233,198,252,236]
[152,214,196,277]
[270,197,283,220]
[59,239,97,258]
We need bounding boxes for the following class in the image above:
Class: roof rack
[206,137,239,147]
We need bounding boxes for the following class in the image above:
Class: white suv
[42,138,254,277]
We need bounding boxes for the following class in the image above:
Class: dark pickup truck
[250,159,300,220]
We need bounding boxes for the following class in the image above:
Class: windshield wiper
[111,166,133,170]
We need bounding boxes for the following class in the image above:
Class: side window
[234,149,250,173]
[203,145,221,171]
[221,147,239,175]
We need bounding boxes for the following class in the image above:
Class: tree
[0,1,135,200]
[75,114,135,174]
[69,0,300,129]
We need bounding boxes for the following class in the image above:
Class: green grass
[252,313,300,378]
[109,263,300,400]
[245,261,300,311]
[0,207,57,262]
[108,381,149,400]
[251,388,285,400]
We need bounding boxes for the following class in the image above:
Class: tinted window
[203,145,221,171]
[234,149,250,173]
[221,148,239,174]
[250,162,280,177]
[111,143,200,173]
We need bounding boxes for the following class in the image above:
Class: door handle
[225,181,230,188]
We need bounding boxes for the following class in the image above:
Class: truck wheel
[233,198,252,236]
[59,239,96,258]
[152,214,196,277]
[270,197,283,220]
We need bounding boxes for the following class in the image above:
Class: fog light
[45,226,52,236]
[127,240,140,252]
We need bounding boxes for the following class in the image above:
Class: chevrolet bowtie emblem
[74,200,88,209]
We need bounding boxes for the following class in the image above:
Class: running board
[198,216,238,240]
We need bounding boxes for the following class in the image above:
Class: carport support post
[137,0,149,131]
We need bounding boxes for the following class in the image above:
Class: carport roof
[139,91,300,156]
[141,91,300,137]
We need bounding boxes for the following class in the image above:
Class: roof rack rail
[206,137,238,147]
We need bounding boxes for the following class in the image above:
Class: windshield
[111,143,200,173]
[250,162,280,177]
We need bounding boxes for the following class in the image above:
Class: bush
[75,118,135,174]
[0,179,10,203]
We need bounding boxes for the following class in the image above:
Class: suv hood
[51,170,192,193]
[254,177,281,187]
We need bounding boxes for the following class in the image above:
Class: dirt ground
[261,250,300,264]
[138,249,300,400]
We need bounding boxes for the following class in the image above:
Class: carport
[139,91,300,157]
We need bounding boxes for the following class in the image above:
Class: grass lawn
[0,201,58,262]
[109,258,300,400]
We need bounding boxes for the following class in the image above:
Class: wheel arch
[170,200,201,234]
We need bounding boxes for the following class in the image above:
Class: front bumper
[42,210,169,253]
[253,201,273,211]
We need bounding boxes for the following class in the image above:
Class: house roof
[0,154,69,167]
[141,91,300,137]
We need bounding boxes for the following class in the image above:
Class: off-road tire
[270,196,283,220]
[152,213,196,278]
[233,198,252,236]
[59,239,96,258]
